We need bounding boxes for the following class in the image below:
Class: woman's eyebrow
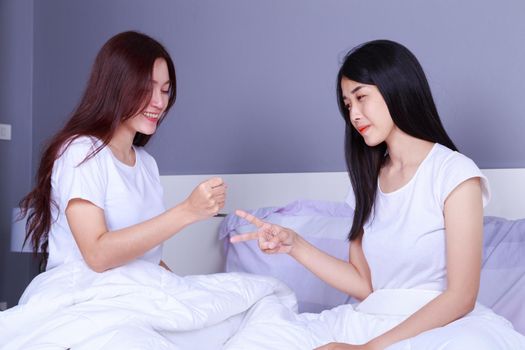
[343,85,367,101]
[151,79,171,85]
[351,85,366,94]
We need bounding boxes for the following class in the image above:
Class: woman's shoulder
[58,136,107,164]
[430,143,478,170]
[62,135,102,151]
[430,144,490,205]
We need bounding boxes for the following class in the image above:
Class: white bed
[161,169,525,276]
[2,169,523,349]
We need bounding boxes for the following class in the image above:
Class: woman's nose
[350,106,362,122]
[150,89,165,109]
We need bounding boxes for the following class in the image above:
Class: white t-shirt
[345,143,490,291]
[46,136,165,270]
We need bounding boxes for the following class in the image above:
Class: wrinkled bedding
[1,260,524,350]
[0,261,294,349]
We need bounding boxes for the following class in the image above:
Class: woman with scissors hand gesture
[230,40,525,350]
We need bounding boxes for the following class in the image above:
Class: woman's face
[123,58,171,136]
[340,77,395,147]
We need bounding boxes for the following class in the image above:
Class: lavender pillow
[478,216,525,335]
[219,200,355,313]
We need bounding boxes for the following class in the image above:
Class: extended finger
[235,209,265,228]
[230,232,259,243]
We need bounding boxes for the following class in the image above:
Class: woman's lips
[358,125,370,134]
[145,117,158,123]
[143,112,160,123]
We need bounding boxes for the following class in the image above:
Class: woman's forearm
[95,203,200,270]
[368,289,476,349]
[68,200,199,272]
[290,235,372,300]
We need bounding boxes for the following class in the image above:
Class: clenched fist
[183,177,226,220]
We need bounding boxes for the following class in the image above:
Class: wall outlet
[0,123,12,140]
[0,301,7,311]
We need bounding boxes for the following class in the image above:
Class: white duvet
[1,261,524,350]
[0,260,294,349]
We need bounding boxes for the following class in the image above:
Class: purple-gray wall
[2,0,525,306]
[32,0,525,175]
[0,0,38,308]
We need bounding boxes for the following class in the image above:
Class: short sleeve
[436,152,490,208]
[52,137,107,210]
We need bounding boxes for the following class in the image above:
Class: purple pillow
[478,216,525,335]
[220,202,525,335]
[219,200,355,313]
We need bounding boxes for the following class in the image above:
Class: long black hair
[336,40,457,241]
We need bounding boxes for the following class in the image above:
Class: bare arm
[66,177,226,272]
[231,210,373,300]
[363,177,484,349]
[291,234,372,300]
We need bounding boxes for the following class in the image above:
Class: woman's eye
[357,95,366,101]
[161,90,169,95]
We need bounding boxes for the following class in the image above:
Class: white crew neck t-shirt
[346,143,490,292]
[46,136,165,270]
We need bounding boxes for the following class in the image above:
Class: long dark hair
[336,40,457,241]
[19,31,176,270]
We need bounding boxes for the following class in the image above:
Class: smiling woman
[17,31,227,274]
[108,57,171,166]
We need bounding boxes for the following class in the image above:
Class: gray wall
[32,0,525,175]
[0,0,38,308]
[2,0,525,306]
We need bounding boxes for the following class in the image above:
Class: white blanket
[2,261,524,350]
[0,260,295,350]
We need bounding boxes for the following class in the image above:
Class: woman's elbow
[85,259,108,273]
[83,252,111,273]
[454,290,478,316]
[352,282,373,301]
[463,294,477,314]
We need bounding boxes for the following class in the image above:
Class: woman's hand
[230,210,296,254]
[183,177,226,220]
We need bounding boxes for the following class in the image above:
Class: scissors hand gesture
[230,209,296,254]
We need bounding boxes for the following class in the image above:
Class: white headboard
[160,169,525,276]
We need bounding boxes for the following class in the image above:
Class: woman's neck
[108,127,136,165]
[385,133,435,169]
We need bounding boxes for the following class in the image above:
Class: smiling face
[340,77,396,147]
[121,58,171,137]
